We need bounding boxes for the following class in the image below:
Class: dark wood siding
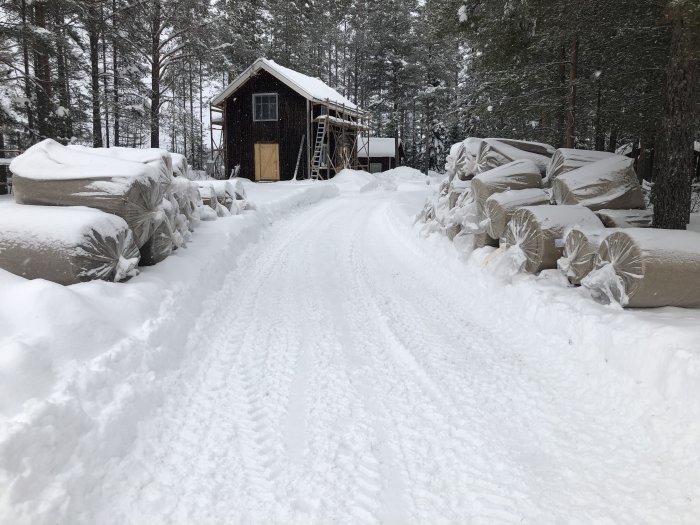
[224,70,308,181]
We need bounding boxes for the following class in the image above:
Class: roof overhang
[211,58,365,117]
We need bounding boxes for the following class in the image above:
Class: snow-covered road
[76,188,699,524]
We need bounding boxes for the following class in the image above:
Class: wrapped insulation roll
[544,148,618,187]
[595,209,653,228]
[482,188,550,239]
[471,160,542,214]
[558,228,618,285]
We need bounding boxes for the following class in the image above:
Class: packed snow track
[5,187,700,524]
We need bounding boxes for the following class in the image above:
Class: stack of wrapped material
[471,159,543,214]
[482,188,550,239]
[582,229,700,308]
[558,228,617,285]
[505,205,604,273]
[0,203,140,284]
[11,139,165,249]
[551,156,645,211]
[544,148,618,187]
[475,139,551,176]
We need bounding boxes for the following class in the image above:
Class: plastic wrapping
[171,177,199,222]
[0,203,140,284]
[495,138,556,158]
[475,139,550,175]
[505,205,604,273]
[551,156,645,211]
[558,228,617,285]
[582,229,700,308]
[595,209,653,228]
[482,188,550,239]
[139,215,174,266]
[471,159,542,214]
[170,152,191,178]
[544,148,619,187]
[11,140,165,247]
[197,184,218,210]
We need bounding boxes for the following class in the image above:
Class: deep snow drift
[1,169,699,524]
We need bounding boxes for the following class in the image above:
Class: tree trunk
[150,0,162,148]
[112,0,120,146]
[33,1,53,139]
[564,35,578,148]
[21,0,34,138]
[88,4,103,147]
[653,5,698,229]
[594,83,605,151]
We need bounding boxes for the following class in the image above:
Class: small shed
[357,137,404,173]
[210,58,369,181]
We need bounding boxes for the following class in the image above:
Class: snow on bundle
[482,188,550,239]
[170,152,191,178]
[11,139,165,247]
[544,148,618,187]
[475,139,551,175]
[504,205,604,273]
[595,208,653,228]
[197,184,218,210]
[558,227,616,285]
[171,177,200,223]
[471,159,542,214]
[582,229,700,308]
[68,144,173,193]
[197,180,239,213]
[0,203,139,285]
[446,137,482,181]
[495,138,556,158]
[551,155,645,211]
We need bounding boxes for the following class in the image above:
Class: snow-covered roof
[211,58,361,114]
[357,137,402,158]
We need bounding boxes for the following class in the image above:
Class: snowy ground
[1,171,700,524]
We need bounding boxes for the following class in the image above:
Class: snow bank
[0,181,337,525]
[332,169,380,192]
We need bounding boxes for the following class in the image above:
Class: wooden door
[254,143,280,181]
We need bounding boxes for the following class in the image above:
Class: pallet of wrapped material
[544,148,619,187]
[482,188,550,239]
[475,139,551,176]
[558,228,618,285]
[504,205,604,273]
[11,139,165,248]
[471,159,542,214]
[495,138,556,158]
[0,203,140,284]
[583,229,700,308]
[551,156,645,211]
[595,208,653,228]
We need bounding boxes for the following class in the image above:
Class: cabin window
[253,93,278,121]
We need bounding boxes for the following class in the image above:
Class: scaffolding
[310,100,370,180]
[209,105,225,179]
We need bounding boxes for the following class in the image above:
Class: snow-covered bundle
[453,230,498,254]
[68,144,174,193]
[595,208,653,228]
[471,159,543,214]
[482,188,550,239]
[582,229,700,308]
[11,139,166,248]
[0,203,140,284]
[445,142,465,181]
[197,180,240,214]
[551,156,645,211]
[495,138,556,158]
[170,152,191,178]
[139,216,174,266]
[475,139,550,176]
[171,177,200,223]
[504,205,604,273]
[544,148,619,187]
[558,227,615,285]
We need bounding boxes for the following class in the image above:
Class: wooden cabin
[358,137,405,173]
[211,58,368,181]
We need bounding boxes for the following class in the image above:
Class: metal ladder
[310,120,327,180]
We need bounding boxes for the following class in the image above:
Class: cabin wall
[224,70,308,181]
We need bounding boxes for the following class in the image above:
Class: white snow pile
[333,166,425,193]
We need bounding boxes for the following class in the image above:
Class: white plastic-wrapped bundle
[482,188,550,239]
[544,148,619,187]
[445,142,465,181]
[170,152,191,178]
[0,203,140,284]
[197,180,239,213]
[139,215,174,266]
[558,227,616,285]
[171,177,199,223]
[471,159,542,214]
[595,209,653,228]
[551,156,645,211]
[11,139,165,248]
[475,139,551,175]
[495,138,556,158]
[583,229,700,308]
[505,205,604,273]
